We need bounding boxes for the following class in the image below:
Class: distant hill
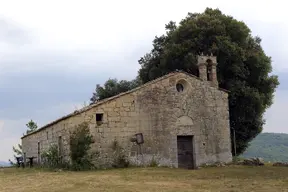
[0,161,10,167]
[241,133,288,162]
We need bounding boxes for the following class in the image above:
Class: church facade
[21,54,232,169]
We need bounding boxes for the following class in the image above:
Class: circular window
[175,79,189,93]
[176,83,184,92]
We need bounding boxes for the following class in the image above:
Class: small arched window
[176,83,184,92]
[175,79,189,93]
[206,59,213,81]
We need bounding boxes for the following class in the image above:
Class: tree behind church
[25,120,38,134]
[137,8,279,155]
[90,77,141,104]
[89,8,279,155]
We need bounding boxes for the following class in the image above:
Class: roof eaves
[21,70,229,139]
[21,71,181,139]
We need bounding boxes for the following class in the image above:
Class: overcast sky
[0,0,287,161]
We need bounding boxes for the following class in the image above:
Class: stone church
[21,54,232,169]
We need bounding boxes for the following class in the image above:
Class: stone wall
[21,71,232,167]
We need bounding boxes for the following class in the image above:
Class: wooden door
[177,136,195,169]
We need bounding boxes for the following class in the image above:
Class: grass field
[1,165,288,192]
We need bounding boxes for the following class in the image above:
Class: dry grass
[1,165,288,192]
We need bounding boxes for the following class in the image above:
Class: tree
[9,120,38,164]
[12,144,22,157]
[25,120,38,134]
[90,77,141,104]
[137,8,279,155]
[9,144,23,165]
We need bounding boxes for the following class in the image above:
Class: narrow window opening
[206,59,213,81]
[23,152,26,163]
[207,67,212,81]
[58,136,63,163]
[37,142,40,164]
[58,136,63,156]
[46,131,48,140]
[96,113,103,125]
[176,83,184,92]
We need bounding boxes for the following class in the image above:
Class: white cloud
[0,118,26,161]
[0,0,287,72]
[263,89,288,133]
[0,137,21,161]
[0,102,83,161]
[33,102,84,124]
[0,120,4,133]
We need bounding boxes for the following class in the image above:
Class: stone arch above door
[176,116,193,126]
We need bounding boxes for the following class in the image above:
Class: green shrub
[69,122,95,171]
[232,156,244,164]
[111,140,129,168]
[149,156,159,167]
[41,144,68,169]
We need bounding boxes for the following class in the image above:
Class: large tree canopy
[138,8,279,155]
[89,8,279,155]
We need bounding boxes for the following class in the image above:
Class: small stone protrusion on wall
[130,136,137,143]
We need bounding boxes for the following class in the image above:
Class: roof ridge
[21,70,229,139]
[21,71,182,139]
